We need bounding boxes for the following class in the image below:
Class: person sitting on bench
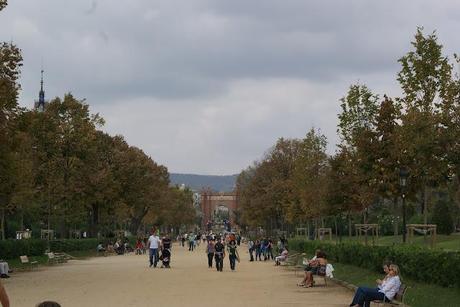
[350,264,401,307]
[275,248,289,265]
[297,250,327,287]
[96,243,106,254]
[114,240,124,255]
[0,261,11,279]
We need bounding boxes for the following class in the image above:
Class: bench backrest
[394,284,407,301]
[20,255,29,264]
[47,252,55,259]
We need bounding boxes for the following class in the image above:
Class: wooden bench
[19,255,38,269]
[46,252,64,264]
[280,253,303,267]
[54,252,70,263]
[373,284,409,306]
[294,259,329,287]
[46,252,57,264]
[313,274,328,287]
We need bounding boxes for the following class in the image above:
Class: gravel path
[4,243,352,306]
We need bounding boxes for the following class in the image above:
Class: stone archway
[213,204,230,222]
[200,190,238,230]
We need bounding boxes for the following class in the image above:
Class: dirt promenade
[4,243,352,306]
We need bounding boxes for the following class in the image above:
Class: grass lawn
[294,234,460,250]
[333,262,460,307]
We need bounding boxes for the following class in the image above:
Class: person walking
[160,234,172,268]
[255,239,262,261]
[148,229,160,268]
[214,238,225,272]
[227,240,240,271]
[248,239,254,262]
[188,233,195,251]
[206,239,215,268]
[267,238,274,260]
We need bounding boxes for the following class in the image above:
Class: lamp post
[399,167,409,243]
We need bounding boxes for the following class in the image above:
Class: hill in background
[169,173,238,192]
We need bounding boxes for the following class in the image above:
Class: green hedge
[289,239,460,288]
[49,239,100,252]
[0,239,47,259]
[0,238,104,259]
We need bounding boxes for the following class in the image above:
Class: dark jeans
[255,249,261,261]
[215,253,224,271]
[267,248,274,260]
[149,248,158,267]
[207,252,214,268]
[229,254,237,270]
[350,286,387,307]
[249,248,254,261]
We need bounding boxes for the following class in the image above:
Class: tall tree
[337,84,380,220]
[112,141,169,234]
[291,129,328,224]
[397,28,455,220]
[0,0,23,237]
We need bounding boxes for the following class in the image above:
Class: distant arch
[200,190,238,229]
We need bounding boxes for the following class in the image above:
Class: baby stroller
[160,248,171,268]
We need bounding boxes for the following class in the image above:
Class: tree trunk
[348,213,352,237]
[334,215,338,242]
[0,208,5,240]
[314,218,319,240]
[129,216,144,235]
[393,197,399,236]
[424,186,430,224]
[89,204,99,237]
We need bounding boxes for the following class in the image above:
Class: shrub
[49,239,100,252]
[432,198,454,235]
[0,237,131,259]
[0,239,47,259]
[289,239,460,288]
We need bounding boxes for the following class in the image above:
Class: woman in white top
[350,264,401,307]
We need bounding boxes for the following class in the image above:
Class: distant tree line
[0,2,196,239]
[237,28,460,236]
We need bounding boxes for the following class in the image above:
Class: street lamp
[399,167,409,243]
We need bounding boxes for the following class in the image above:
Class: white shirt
[148,235,160,249]
[379,275,401,300]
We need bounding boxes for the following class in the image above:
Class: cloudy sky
[1,0,459,175]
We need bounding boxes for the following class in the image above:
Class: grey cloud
[1,0,460,174]
[85,0,98,15]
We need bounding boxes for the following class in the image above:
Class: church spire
[34,69,47,111]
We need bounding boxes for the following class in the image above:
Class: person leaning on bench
[350,264,401,307]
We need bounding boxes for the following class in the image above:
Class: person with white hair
[350,264,401,307]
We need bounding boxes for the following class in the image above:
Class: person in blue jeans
[147,230,160,268]
[254,239,262,261]
[350,264,401,307]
